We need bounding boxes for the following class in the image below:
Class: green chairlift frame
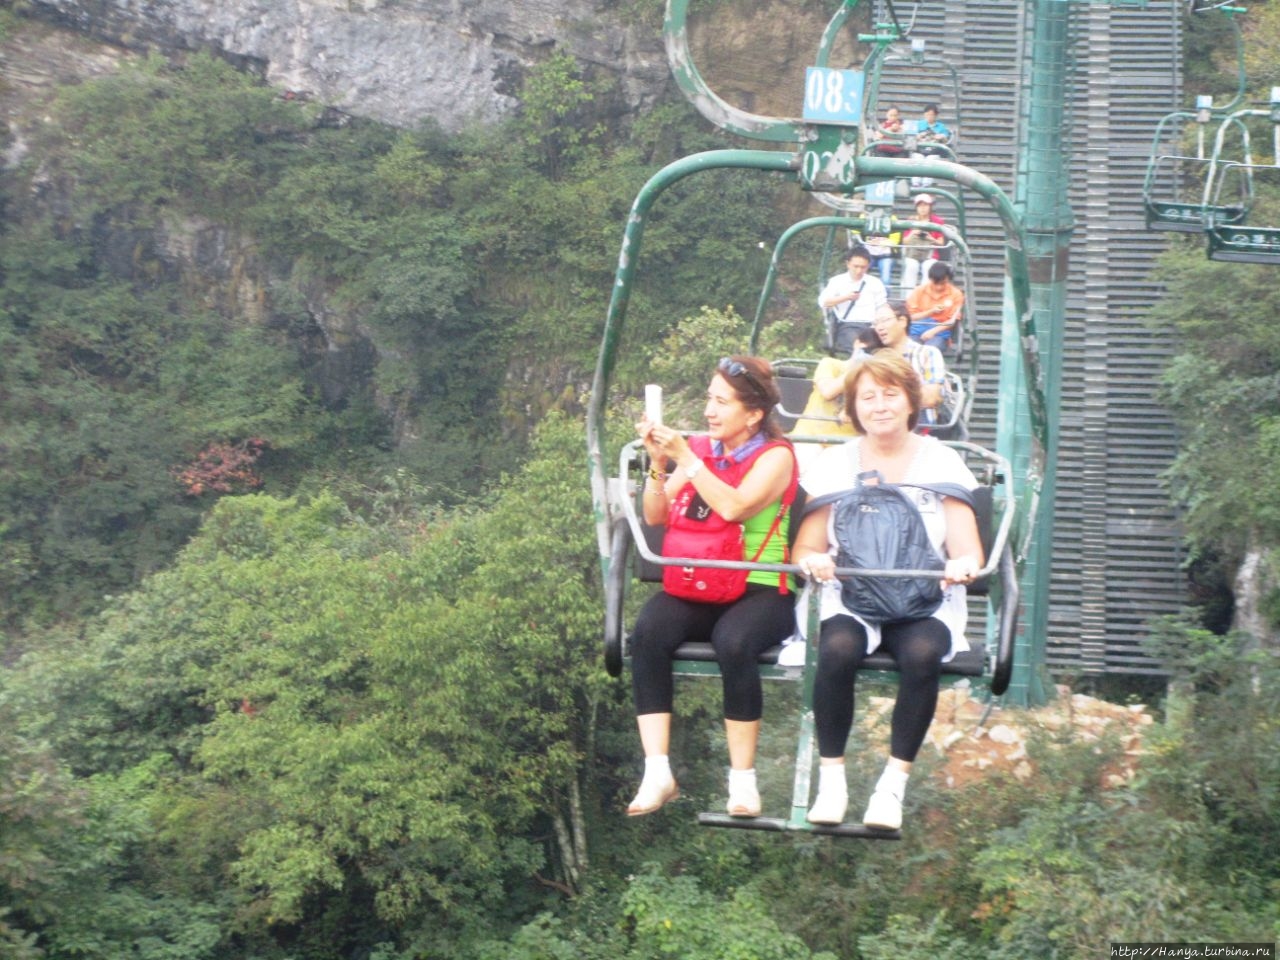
[589,0,1072,833]
[748,212,981,378]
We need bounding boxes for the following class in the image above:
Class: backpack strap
[802,475,975,516]
[801,468,884,515]
[902,480,974,507]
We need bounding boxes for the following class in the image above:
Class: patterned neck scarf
[712,431,766,466]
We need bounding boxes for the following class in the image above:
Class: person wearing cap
[906,261,964,353]
[817,244,889,356]
[898,193,947,296]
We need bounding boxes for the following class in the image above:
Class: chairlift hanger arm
[665,0,849,142]
[1185,4,1249,112]
[587,149,796,559]
[666,0,900,144]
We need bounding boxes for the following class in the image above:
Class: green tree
[0,224,331,627]
[517,51,611,180]
[1153,247,1280,556]
[0,413,621,956]
[48,51,311,222]
[615,867,839,960]
[856,912,982,960]
[1150,240,1280,643]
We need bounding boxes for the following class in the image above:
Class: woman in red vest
[627,357,798,818]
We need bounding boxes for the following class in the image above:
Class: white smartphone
[644,384,663,425]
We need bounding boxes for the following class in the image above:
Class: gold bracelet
[647,467,667,481]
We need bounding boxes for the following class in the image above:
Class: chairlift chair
[601,434,1018,837]
[860,36,962,164]
[1204,94,1280,263]
[589,0,1047,836]
[1206,163,1280,263]
[1142,111,1253,233]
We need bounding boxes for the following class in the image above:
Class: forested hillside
[0,12,801,627]
[1,3,1279,958]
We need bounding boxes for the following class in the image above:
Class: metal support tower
[997,0,1075,705]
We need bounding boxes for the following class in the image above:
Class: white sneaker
[861,789,902,830]
[726,781,761,818]
[806,790,849,825]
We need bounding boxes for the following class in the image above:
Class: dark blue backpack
[806,470,973,623]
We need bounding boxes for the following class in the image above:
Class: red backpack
[662,436,798,604]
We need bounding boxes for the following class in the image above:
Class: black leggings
[814,615,950,762]
[631,585,796,722]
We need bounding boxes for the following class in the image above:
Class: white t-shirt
[800,436,979,659]
[817,272,888,328]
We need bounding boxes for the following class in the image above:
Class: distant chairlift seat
[1205,162,1280,263]
[1142,108,1256,234]
[1206,221,1280,264]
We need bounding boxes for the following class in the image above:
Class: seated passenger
[792,352,984,830]
[915,103,952,154]
[818,245,888,356]
[906,261,964,353]
[872,300,948,428]
[898,193,948,295]
[791,328,884,440]
[850,227,895,287]
[867,105,906,156]
[628,357,799,819]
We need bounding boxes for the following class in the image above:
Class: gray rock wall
[21,0,670,131]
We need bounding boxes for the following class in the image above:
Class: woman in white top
[791,352,983,830]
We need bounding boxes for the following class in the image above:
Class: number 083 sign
[802,67,865,124]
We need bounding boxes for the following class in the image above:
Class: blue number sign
[863,178,897,206]
[802,67,865,125]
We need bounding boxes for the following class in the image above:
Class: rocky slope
[16,0,672,131]
[0,1,848,443]
[12,0,852,132]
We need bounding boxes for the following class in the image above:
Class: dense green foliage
[0,47,781,627]
[3,410,1278,957]
[1152,241,1280,558]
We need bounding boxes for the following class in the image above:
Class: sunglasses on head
[718,357,767,399]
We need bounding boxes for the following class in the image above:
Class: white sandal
[626,775,680,816]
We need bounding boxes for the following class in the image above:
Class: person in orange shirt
[905,261,963,353]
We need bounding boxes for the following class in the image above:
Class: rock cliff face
[19,0,671,131]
